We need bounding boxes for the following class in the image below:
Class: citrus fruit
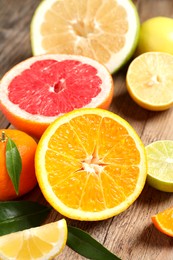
[137,16,173,55]
[30,0,140,74]
[0,54,113,139]
[126,52,173,111]
[145,140,173,192]
[35,108,147,221]
[152,206,173,237]
[0,129,37,200]
[0,219,67,259]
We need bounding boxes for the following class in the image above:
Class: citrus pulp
[145,140,173,192]
[30,0,140,74]
[0,54,113,138]
[152,206,173,237]
[0,219,67,259]
[35,108,147,221]
[126,52,173,111]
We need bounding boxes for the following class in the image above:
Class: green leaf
[6,137,22,195]
[67,226,121,260]
[0,201,51,236]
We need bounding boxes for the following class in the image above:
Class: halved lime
[146,140,173,192]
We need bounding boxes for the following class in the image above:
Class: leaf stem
[0,131,7,142]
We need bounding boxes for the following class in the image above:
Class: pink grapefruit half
[0,54,114,138]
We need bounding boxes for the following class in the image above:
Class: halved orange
[152,207,173,237]
[35,108,147,221]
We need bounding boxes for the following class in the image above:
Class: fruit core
[81,147,107,175]
[8,59,102,117]
[71,19,97,38]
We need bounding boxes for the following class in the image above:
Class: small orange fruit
[0,129,37,201]
[0,54,113,138]
[35,108,147,221]
[152,206,173,237]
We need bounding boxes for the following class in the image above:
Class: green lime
[146,140,173,192]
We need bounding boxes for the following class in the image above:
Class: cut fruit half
[152,207,173,237]
[145,140,173,192]
[0,219,67,260]
[126,52,173,111]
[35,108,147,221]
[0,54,113,138]
[30,0,140,74]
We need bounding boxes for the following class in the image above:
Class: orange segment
[69,114,102,156]
[35,108,147,221]
[152,207,173,237]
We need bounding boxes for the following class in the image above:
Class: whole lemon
[137,16,173,55]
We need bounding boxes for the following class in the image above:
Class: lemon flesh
[0,219,67,260]
[126,52,173,111]
[146,140,173,192]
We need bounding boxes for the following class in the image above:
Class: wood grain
[0,1,173,259]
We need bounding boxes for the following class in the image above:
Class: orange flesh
[152,207,173,237]
[40,0,128,64]
[46,114,140,212]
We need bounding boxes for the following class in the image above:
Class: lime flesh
[146,140,173,192]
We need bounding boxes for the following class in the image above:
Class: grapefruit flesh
[9,59,102,116]
[0,54,113,138]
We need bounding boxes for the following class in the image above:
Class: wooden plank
[0,1,173,260]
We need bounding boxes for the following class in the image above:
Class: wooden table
[0,1,173,259]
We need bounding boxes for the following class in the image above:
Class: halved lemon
[126,52,173,111]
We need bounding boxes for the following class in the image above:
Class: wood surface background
[0,1,173,259]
